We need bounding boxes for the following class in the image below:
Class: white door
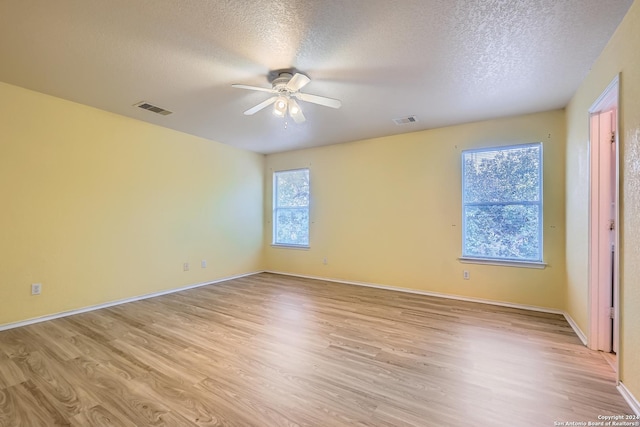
[590,108,617,354]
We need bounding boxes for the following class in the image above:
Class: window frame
[460,142,545,267]
[272,168,310,248]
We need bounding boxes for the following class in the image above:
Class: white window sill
[458,257,547,269]
[271,244,310,250]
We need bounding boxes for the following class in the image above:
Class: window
[462,143,542,263]
[273,168,310,247]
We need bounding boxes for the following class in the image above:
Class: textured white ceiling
[0,0,633,154]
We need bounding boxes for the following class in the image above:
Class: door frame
[588,75,620,375]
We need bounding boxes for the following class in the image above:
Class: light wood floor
[0,273,631,426]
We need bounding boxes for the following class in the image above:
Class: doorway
[588,75,620,373]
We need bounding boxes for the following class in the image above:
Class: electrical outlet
[463,270,470,280]
[183,262,189,271]
[31,283,42,295]
[201,260,207,268]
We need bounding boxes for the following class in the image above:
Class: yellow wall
[0,81,265,326]
[265,110,566,309]
[566,0,640,402]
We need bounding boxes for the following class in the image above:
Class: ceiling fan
[232,71,342,123]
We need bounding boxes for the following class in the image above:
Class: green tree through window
[462,143,542,262]
[273,169,310,246]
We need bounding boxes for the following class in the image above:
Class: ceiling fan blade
[243,96,277,115]
[286,73,311,92]
[288,99,306,123]
[294,92,342,109]
[232,84,278,94]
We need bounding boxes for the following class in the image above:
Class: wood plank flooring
[0,273,632,426]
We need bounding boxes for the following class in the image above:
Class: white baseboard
[265,271,595,346]
[618,382,640,416]
[0,271,263,332]
[265,270,565,315]
[2,269,589,351]
[563,312,588,346]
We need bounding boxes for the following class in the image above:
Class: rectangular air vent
[133,101,173,116]
[393,115,418,125]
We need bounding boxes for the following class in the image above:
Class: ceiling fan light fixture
[288,98,306,123]
[273,96,288,117]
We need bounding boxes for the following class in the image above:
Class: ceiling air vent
[133,101,173,116]
[393,115,418,125]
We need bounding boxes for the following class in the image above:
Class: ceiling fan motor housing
[272,73,294,92]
